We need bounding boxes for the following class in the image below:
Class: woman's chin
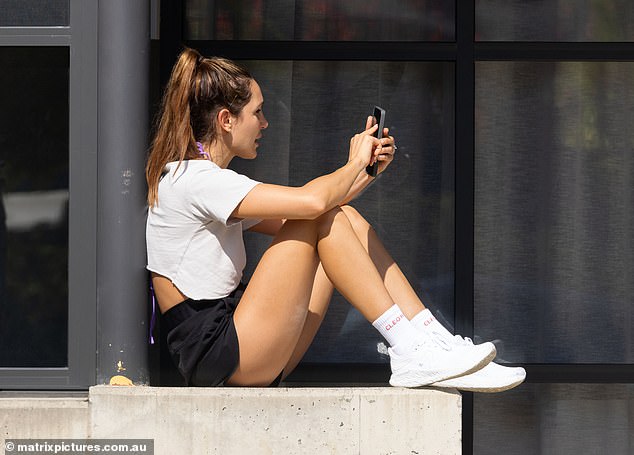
[242,151,257,160]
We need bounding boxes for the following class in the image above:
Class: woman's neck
[205,140,234,169]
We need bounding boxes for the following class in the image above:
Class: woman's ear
[217,108,234,133]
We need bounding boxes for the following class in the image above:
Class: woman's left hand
[364,115,396,176]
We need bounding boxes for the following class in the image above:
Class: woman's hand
[348,122,381,169]
[364,115,396,176]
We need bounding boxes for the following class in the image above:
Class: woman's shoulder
[164,159,223,182]
[166,159,247,176]
[166,160,255,191]
[165,159,218,173]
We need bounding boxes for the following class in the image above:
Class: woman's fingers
[374,134,396,174]
[349,130,380,166]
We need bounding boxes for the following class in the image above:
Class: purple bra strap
[196,141,210,160]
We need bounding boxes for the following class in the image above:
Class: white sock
[372,304,420,355]
[410,308,454,341]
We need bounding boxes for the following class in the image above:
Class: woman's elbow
[305,199,329,219]
[300,193,329,219]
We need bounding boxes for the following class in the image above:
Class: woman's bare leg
[340,205,426,320]
[281,206,431,379]
[282,262,333,377]
[281,206,430,379]
[228,208,394,386]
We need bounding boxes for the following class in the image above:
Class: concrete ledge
[0,395,90,439]
[2,386,461,455]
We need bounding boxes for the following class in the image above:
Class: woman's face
[230,79,268,160]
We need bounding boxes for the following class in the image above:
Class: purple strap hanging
[149,282,156,345]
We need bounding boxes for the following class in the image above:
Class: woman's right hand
[348,121,380,168]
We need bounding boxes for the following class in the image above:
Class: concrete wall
[0,395,90,439]
[1,386,461,455]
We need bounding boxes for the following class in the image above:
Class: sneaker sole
[430,375,525,393]
[388,344,496,388]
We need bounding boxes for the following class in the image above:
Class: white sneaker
[430,336,526,392]
[388,335,496,388]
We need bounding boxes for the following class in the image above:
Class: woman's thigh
[281,262,334,377]
[228,218,323,386]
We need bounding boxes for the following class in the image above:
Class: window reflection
[0,47,69,367]
[475,384,634,454]
[475,62,634,363]
[185,0,455,41]
[0,0,69,26]
[476,0,634,41]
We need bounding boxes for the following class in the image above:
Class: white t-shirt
[146,160,261,300]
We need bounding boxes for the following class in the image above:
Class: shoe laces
[451,335,474,347]
[414,333,451,352]
[378,334,476,357]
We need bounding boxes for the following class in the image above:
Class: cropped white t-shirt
[146,160,261,300]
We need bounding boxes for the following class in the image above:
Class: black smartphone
[365,105,386,177]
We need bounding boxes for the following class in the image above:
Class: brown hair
[146,47,253,206]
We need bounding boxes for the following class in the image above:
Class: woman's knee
[313,206,353,237]
[274,218,321,245]
[282,207,362,240]
[312,206,376,240]
[340,205,372,233]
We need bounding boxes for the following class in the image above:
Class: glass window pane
[185,0,455,41]
[0,47,69,367]
[475,62,634,364]
[476,0,634,42]
[0,0,69,26]
[475,384,634,454]
[231,60,455,363]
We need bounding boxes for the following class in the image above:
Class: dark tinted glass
[476,0,634,41]
[233,60,455,363]
[185,0,455,41]
[0,0,69,26]
[475,384,634,454]
[0,47,69,367]
[475,61,634,364]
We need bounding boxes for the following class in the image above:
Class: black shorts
[161,283,245,387]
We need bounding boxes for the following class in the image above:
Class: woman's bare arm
[233,159,365,220]
[232,129,379,220]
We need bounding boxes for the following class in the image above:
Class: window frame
[0,0,97,389]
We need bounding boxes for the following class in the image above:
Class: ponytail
[146,47,252,207]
